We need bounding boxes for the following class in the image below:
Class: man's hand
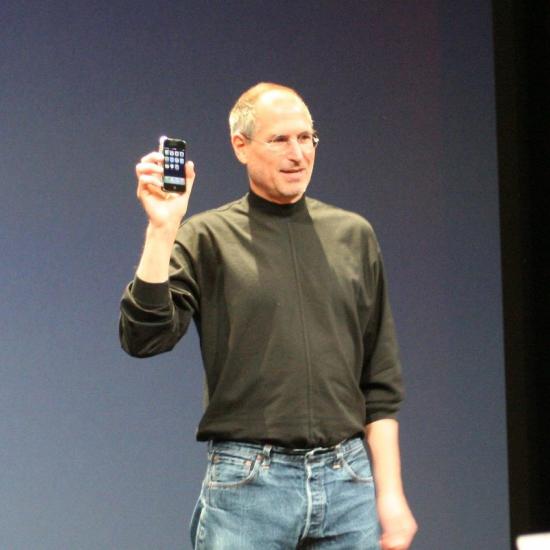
[364,419,417,550]
[134,151,197,283]
[135,151,196,231]
[377,491,417,550]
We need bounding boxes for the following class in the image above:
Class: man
[120,83,417,549]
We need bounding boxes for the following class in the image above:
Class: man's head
[229,83,317,205]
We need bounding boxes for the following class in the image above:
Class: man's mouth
[280,168,304,174]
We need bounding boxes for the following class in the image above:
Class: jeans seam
[194,497,208,550]
[341,452,374,483]
[301,457,313,541]
[207,453,262,489]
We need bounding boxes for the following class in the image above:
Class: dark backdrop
[1,2,509,548]
[493,0,550,541]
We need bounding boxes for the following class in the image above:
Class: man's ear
[231,133,248,165]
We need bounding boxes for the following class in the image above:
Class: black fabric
[120,191,403,447]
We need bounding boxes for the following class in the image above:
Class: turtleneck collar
[247,188,307,218]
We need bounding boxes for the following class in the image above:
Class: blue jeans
[190,436,380,549]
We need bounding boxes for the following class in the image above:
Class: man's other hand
[378,492,417,550]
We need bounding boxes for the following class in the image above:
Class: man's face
[232,91,316,204]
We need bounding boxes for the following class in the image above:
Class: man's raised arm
[118,151,197,358]
[134,151,196,283]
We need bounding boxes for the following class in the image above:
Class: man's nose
[286,138,305,160]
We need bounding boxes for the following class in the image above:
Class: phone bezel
[160,137,187,193]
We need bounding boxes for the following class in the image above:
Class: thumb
[185,160,196,194]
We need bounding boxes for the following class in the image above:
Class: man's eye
[270,135,288,143]
[298,134,313,144]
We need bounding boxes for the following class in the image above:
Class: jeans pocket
[208,451,261,489]
[341,448,374,483]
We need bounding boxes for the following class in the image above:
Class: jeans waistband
[208,435,365,461]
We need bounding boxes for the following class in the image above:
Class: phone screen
[161,137,186,192]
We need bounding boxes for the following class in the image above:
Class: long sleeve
[360,240,404,423]
[119,234,200,358]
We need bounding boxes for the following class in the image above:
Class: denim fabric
[190,436,380,549]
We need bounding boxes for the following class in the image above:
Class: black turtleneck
[120,190,403,447]
[246,188,307,216]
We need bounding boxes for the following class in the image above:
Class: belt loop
[335,441,344,463]
[261,443,272,467]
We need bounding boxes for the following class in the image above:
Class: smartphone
[159,136,187,193]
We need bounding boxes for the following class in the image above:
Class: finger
[381,535,409,550]
[185,160,196,181]
[184,160,196,194]
[136,162,163,179]
[140,151,164,164]
[137,181,166,200]
[138,174,163,187]
[136,175,163,200]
